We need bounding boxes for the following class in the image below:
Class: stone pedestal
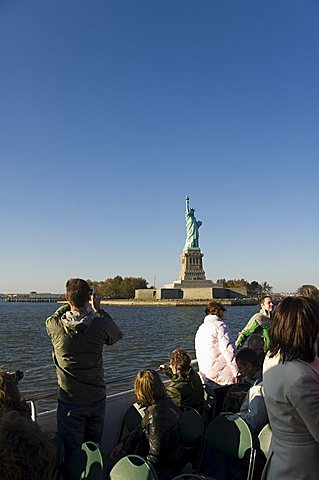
[164,248,215,291]
[179,249,207,282]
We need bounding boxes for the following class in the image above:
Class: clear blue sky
[1,0,319,293]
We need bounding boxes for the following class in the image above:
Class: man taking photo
[46,278,122,476]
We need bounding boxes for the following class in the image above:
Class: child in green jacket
[160,348,205,414]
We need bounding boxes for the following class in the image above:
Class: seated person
[223,349,262,413]
[134,369,186,480]
[160,348,205,413]
[0,370,31,419]
[0,411,55,480]
[247,334,265,368]
[236,348,262,385]
[238,382,268,434]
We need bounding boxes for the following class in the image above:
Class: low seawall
[101,299,258,307]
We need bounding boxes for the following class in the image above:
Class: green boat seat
[109,454,159,480]
[199,413,256,480]
[258,423,272,458]
[69,441,105,480]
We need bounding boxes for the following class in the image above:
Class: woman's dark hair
[269,296,319,363]
[170,348,191,373]
[205,301,226,318]
[134,369,166,407]
[0,411,55,480]
[296,284,319,302]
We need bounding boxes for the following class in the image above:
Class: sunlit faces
[262,296,273,312]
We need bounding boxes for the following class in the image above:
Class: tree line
[87,276,148,299]
[216,278,273,296]
[87,276,272,300]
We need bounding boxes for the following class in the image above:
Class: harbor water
[0,301,257,411]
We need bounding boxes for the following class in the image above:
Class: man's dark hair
[236,348,259,368]
[0,411,55,480]
[66,278,90,308]
[269,296,319,363]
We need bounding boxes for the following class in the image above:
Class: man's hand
[90,293,101,313]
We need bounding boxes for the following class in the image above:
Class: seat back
[49,433,64,480]
[204,414,256,480]
[222,383,251,413]
[118,403,146,442]
[109,454,159,480]
[69,441,104,480]
[258,423,272,457]
[179,407,205,447]
[171,475,208,479]
[171,475,209,479]
[202,385,216,422]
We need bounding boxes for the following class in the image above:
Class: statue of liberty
[184,195,202,250]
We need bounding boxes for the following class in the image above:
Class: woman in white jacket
[195,301,238,413]
[262,296,319,480]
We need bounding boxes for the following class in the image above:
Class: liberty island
[135,196,247,301]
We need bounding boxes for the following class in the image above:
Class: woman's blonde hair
[134,369,166,407]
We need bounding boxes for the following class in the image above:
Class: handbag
[111,425,148,462]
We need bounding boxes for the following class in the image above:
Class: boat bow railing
[23,359,198,420]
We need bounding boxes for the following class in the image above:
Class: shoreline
[100,299,258,307]
[1,298,258,307]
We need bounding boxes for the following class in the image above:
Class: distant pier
[4,293,64,303]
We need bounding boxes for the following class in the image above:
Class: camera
[89,288,94,296]
[11,370,24,384]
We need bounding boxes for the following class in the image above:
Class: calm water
[0,301,257,410]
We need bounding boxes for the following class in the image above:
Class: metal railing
[23,359,198,419]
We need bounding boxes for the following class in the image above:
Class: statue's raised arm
[184,195,202,250]
[185,195,190,215]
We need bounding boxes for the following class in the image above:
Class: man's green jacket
[46,304,122,405]
[236,310,270,352]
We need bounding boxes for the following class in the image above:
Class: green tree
[247,281,262,297]
[261,281,273,295]
[90,276,148,299]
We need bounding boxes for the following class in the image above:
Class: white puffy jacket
[195,314,238,388]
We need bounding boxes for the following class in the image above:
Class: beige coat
[262,353,319,479]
